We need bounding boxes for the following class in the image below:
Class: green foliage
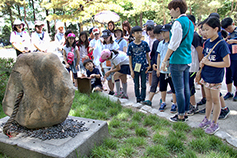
[118,144,135,157]
[189,138,211,153]
[125,137,147,147]
[177,149,197,158]
[153,132,167,145]
[192,128,206,138]
[165,134,186,152]
[172,122,191,132]
[0,58,15,101]
[90,145,115,158]
[0,25,11,45]
[135,127,148,137]
[103,138,118,150]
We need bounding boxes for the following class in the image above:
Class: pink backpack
[67,47,74,65]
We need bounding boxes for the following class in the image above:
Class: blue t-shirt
[115,38,127,52]
[201,37,230,83]
[228,27,237,60]
[127,40,150,71]
[86,68,102,89]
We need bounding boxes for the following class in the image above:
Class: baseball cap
[144,20,155,26]
[13,19,25,26]
[92,28,100,35]
[131,26,142,34]
[89,27,93,34]
[35,21,44,26]
[67,33,76,38]
[101,29,111,38]
[161,24,172,32]
[99,49,111,63]
[153,25,163,34]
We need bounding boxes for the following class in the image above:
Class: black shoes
[197,98,206,106]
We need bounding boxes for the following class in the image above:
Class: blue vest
[170,16,194,64]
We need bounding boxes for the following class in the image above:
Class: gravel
[1,118,89,140]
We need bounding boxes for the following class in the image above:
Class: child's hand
[131,71,135,79]
[227,40,236,44]
[200,57,209,67]
[85,56,89,59]
[145,65,151,74]
[105,71,110,77]
[153,64,157,71]
[66,64,70,68]
[90,74,95,78]
[156,70,160,77]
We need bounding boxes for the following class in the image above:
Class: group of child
[10,3,236,134]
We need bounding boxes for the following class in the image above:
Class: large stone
[2,52,75,129]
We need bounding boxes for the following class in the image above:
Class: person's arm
[196,46,204,62]
[160,49,173,71]
[123,46,127,52]
[75,49,80,67]
[200,54,230,68]
[156,54,161,77]
[129,56,134,78]
[227,39,237,44]
[63,49,70,68]
[145,52,151,73]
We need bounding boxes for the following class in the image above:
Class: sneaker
[196,108,206,114]
[137,98,141,103]
[159,103,166,112]
[187,106,199,116]
[114,92,123,97]
[199,117,211,128]
[167,90,172,94]
[169,114,187,122]
[121,94,129,99]
[109,91,115,95]
[218,107,230,120]
[197,98,206,106]
[205,121,219,134]
[142,100,152,106]
[233,92,237,101]
[223,92,233,100]
[170,104,177,113]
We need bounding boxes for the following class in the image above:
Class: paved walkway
[1,49,237,147]
[102,76,237,148]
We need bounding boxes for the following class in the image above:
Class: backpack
[67,47,75,65]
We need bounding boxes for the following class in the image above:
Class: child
[63,33,80,88]
[77,31,91,73]
[142,25,163,106]
[101,29,119,95]
[100,49,130,99]
[198,17,230,134]
[127,26,151,103]
[88,27,94,42]
[83,59,103,92]
[221,17,237,101]
[89,28,103,73]
[156,24,177,113]
[114,28,128,52]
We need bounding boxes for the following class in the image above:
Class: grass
[1,91,237,158]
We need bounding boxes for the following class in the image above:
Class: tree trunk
[135,15,138,26]
[45,9,51,34]
[77,23,82,32]
[31,0,36,21]
[17,5,21,19]
[23,6,30,33]
[53,9,57,34]
[139,13,143,27]
[7,6,13,28]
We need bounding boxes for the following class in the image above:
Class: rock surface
[2,52,75,129]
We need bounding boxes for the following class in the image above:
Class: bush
[0,58,15,101]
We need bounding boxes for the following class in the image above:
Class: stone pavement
[102,76,237,148]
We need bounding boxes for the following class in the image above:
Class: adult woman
[10,19,31,56]
[161,0,194,122]
[108,21,115,40]
[122,21,131,40]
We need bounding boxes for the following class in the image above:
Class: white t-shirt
[111,51,129,66]
[89,39,103,66]
[31,31,51,51]
[63,45,78,59]
[102,42,119,68]
[79,45,88,61]
[189,45,199,72]
[10,31,31,50]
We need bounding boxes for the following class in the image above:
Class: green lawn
[1,92,237,158]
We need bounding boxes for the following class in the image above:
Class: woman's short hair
[168,0,188,14]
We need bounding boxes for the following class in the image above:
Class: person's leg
[140,70,147,101]
[148,70,160,101]
[210,89,221,124]
[148,73,152,86]
[231,61,237,101]
[183,66,191,113]
[114,72,121,95]
[108,80,114,93]
[133,72,140,102]
[224,67,233,100]
[120,74,128,96]
[203,86,212,120]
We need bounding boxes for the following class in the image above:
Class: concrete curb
[100,92,237,148]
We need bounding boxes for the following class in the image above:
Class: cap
[89,27,93,34]
[161,24,172,32]
[35,21,44,26]
[99,49,111,63]
[67,33,76,38]
[209,13,220,19]
[153,25,163,34]
[101,29,111,38]
[144,20,155,26]
[13,19,25,26]
[56,22,64,29]
[92,28,100,35]
[131,26,142,34]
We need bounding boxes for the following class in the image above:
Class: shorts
[200,79,222,90]
[66,67,78,79]
[103,68,114,81]
[118,65,130,75]
[159,73,175,93]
